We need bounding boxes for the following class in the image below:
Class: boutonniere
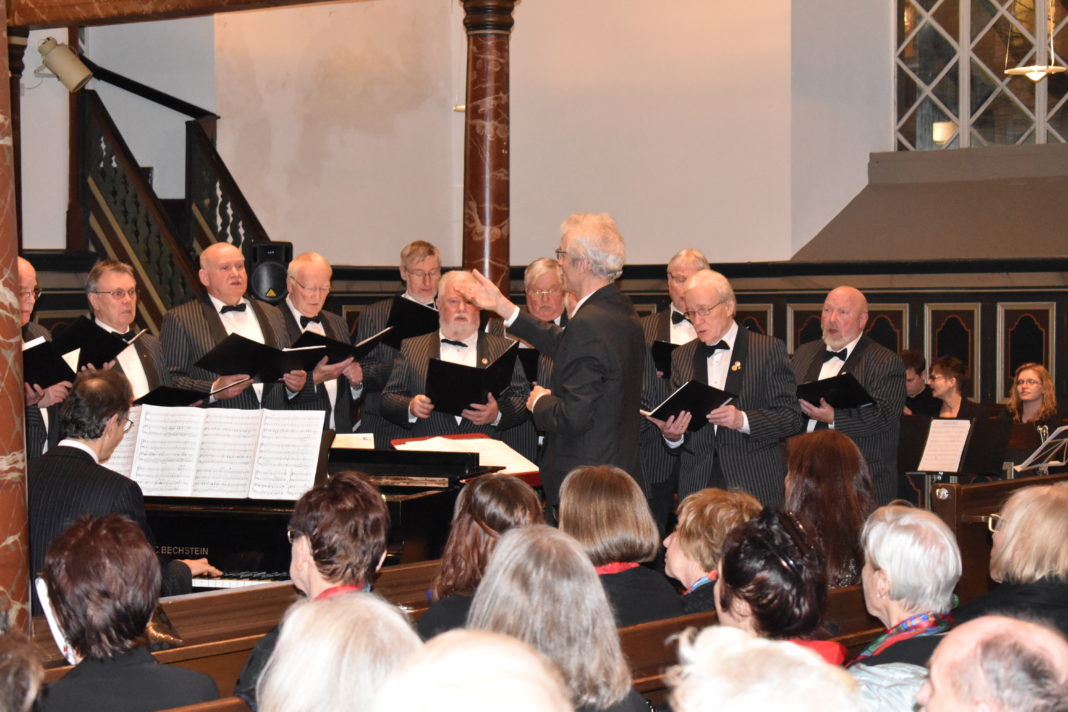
[731,361,742,372]
[481,357,489,365]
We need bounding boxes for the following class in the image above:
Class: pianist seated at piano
[381,269,530,440]
[234,471,390,708]
[35,515,219,712]
[927,356,989,420]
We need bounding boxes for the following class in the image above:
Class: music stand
[1012,424,1068,476]
[904,417,1012,509]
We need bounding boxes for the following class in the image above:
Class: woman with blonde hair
[559,465,682,626]
[953,481,1068,636]
[468,525,647,712]
[1006,362,1062,434]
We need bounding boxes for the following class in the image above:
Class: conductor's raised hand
[455,270,516,318]
[462,392,499,426]
[410,394,434,419]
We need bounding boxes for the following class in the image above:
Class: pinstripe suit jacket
[791,335,906,504]
[23,322,62,458]
[669,326,803,505]
[354,297,409,447]
[160,297,289,409]
[640,309,689,486]
[117,331,170,392]
[281,306,357,432]
[381,331,530,441]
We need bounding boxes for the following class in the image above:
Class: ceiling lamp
[1005,0,1066,82]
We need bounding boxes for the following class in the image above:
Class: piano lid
[328,447,482,478]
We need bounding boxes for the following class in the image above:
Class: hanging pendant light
[1005,0,1065,81]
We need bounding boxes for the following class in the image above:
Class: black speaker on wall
[246,241,292,305]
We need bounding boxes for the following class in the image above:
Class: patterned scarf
[852,610,954,664]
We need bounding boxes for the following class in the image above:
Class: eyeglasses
[683,302,725,321]
[19,287,42,302]
[1016,378,1041,387]
[122,418,134,433]
[987,513,1003,534]
[929,374,946,381]
[290,278,331,296]
[554,248,571,261]
[286,529,303,544]
[405,269,441,281]
[528,288,561,298]
[91,288,139,300]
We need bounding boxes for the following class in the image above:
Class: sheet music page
[917,419,972,473]
[247,410,325,500]
[130,405,205,496]
[332,432,376,449]
[105,405,141,478]
[394,436,539,476]
[190,409,263,497]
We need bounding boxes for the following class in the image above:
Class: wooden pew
[162,698,250,712]
[931,472,1068,604]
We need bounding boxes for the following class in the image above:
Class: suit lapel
[658,311,671,341]
[248,300,279,348]
[723,325,747,397]
[841,335,872,376]
[691,342,709,385]
[197,299,230,347]
[803,342,825,382]
[133,338,161,391]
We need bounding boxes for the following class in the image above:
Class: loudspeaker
[246,241,292,305]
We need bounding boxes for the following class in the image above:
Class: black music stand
[903,417,1012,509]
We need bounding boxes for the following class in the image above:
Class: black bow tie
[700,340,729,357]
[117,329,137,342]
[671,310,688,325]
[824,348,848,362]
[441,338,468,348]
[300,314,321,328]
[220,303,247,314]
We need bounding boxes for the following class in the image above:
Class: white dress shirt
[96,318,150,401]
[209,294,265,403]
[805,333,863,432]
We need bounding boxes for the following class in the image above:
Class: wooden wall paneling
[735,303,772,335]
[925,303,982,399]
[786,303,824,353]
[866,302,908,354]
[996,302,1055,402]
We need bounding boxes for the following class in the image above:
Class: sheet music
[130,405,205,495]
[60,349,80,372]
[247,410,325,500]
[190,409,263,497]
[332,432,375,449]
[394,436,539,476]
[105,405,141,478]
[917,419,972,473]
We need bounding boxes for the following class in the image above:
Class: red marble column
[8,28,28,249]
[460,0,516,292]
[0,15,31,631]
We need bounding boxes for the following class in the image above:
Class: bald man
[160,242,305,409]
[917,615,1068,711]
[19,256,70,457]
[791,286,905,503]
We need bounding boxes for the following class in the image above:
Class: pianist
[234,471,390,708]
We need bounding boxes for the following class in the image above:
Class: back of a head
[560,213,625,281]
[669,626,860,712]
[258,593,421,712]
[373,629,573,712]
[60,370,132,440]
[288,471,389,587]
[44,514,160,661]
[468,525,631,710]
[0,632,43,712]
[674,488,762,572]
[435,474,543,598]
[558,465,659,566]
[991,481,1068,584]
[861,505,960,614]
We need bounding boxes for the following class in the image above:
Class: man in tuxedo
[640,248,708,528]
[19,256,70,458]
[282,252,364,431]
[458,213,646,508]
[355,240,442,447]
[381,270,529,441]
[649,269,802,505]
[85,259,169,401]
[791,285,906,503]
[27,370,219,614]
[161,242,306,409]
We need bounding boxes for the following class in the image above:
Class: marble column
[460,0,516,292]
[8,27,29,249]
[0,14,31,632]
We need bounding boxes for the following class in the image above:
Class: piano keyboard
[193,572,291,590]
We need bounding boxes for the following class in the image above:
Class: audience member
[559,465,682,626]
[0,632,43,712]
[900,349,940,417]
[35,515,217,712]
[953,481,1068,636]
[715,508,844,664]
[847,506,960,709]
[417,474,543,639]
[916,615,1068,711]
[668,626,861,712]
[468,525,647,712]
[785,430,876,587]
[373,629,573,712]
[234,471,390,705]
[928,355,985,419]
[663,488,761,614]
[257,593,420,712]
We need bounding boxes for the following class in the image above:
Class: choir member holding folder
[20,256,69,457]
[647,269,802,505]
[160,242,306,409]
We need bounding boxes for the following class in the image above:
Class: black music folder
[51,316,132,370]
[22,338,76,388]
[797,372,874,409]
[383,297,439,348]
[517,348,540,383]
[194,334,326,383]
[644,380,737,432]
[134,386,208,407]
[292,326,393,364]
[651,340,679,378]
[425,342,520,416]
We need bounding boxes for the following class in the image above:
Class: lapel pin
[731,361,742,372]
[481,357,489,365]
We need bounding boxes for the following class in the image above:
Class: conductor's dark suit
[160,297,289,409]
[381,332,530,440]
[281,306,358,432]
[22,321,62,458]
[507,283,645,505]
[668,326,803,505]
[501,309,567,463]
[792,335,906,503]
